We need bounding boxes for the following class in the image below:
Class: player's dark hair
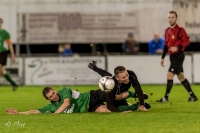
[42,86,53,99]
[114,66,126,76]
[0,18,3,23]
[169,10,178,18]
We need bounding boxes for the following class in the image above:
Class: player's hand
[160,59,164,67]
[156,49,163,54]
[6,108,18,114]
[11,56,15,63]
[170,47,178,53]
[88,60,97,69]
[138,105,148,112]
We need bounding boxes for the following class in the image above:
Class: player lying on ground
[88,60,149,112]
[6,87,150,114]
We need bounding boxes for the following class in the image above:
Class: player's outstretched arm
[128,70,148,111]
[6,108,41,114]
[54,98,70,114]
[88,60,112,77]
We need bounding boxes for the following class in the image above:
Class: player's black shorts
[114,99,128,107]
[168,51,185,74]
[88,89,106,112]
[0,51,8,66]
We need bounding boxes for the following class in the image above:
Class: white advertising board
[15,0,172,43]
[107,55,192,84]
[0,58,24,85]
[174,0,200,42]
[1,0,200,43]
[25,56,105,85]
[193,53,200,83]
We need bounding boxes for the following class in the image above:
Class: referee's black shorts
[0,51,8,66]
[88,89,106,112]
[168,51,185,74]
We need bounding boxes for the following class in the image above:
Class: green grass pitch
[0,85,200,133]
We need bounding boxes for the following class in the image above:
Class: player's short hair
[0,18,3,23]
[114,66,126,76]
[169,10,178,18]
[42,86,53,99]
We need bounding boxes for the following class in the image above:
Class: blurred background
[0,0,200,86]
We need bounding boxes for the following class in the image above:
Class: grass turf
[0,85,200,133]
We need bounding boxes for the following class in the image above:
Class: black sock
[181,79,195,97]
[4,73,17,86]
[164,80,173,99]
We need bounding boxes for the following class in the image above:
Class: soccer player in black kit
[88,60,149,112]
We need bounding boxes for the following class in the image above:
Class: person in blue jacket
[148,33,164,55]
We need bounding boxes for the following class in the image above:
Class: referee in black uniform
[157,10,197,102]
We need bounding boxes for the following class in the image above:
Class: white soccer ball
[98,76,115,92]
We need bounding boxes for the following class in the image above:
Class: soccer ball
[98,76,115,92]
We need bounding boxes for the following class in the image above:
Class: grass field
[0,85,200,133]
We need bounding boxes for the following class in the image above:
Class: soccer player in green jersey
[0,18,18,91]
[6,87,147,114]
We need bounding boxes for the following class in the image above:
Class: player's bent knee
[95,105,111,113]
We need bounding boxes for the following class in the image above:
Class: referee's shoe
[156,97,168,102]
[188,96,198,102]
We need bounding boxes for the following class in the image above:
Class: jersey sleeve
[179,28,190,48]
[128,70,145,106]
[106,85,122,112]
[37,104,54,113]
[128,70,139,86]
[62,87,72,99]
[161,45,168,59]
[5,31,11,40]
[93,65,112,77]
